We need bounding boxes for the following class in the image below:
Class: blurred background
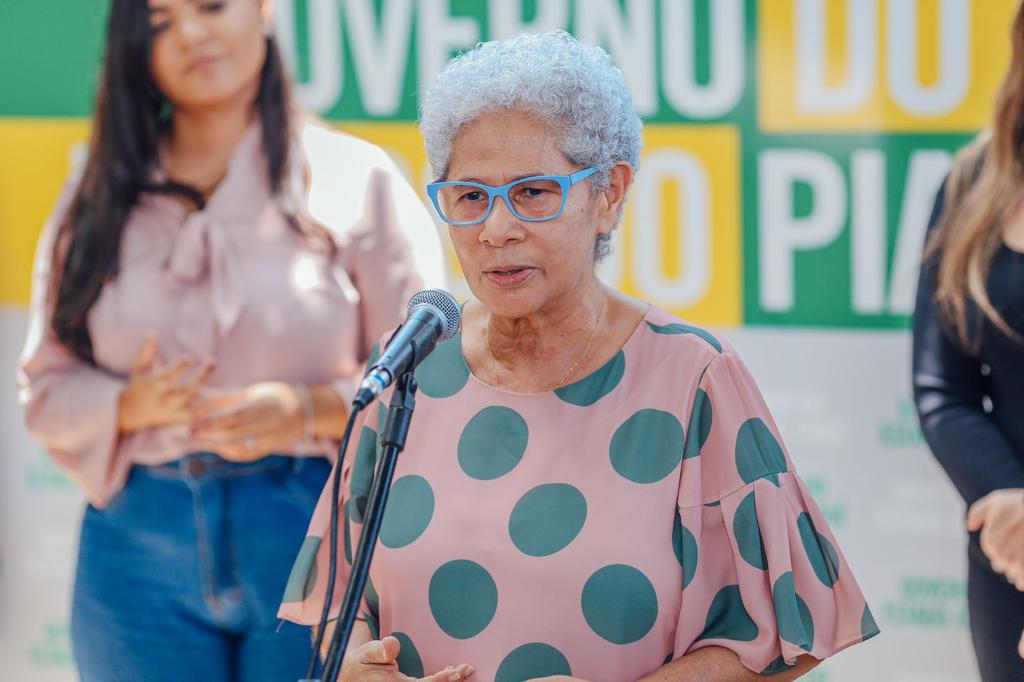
[0,1,1014,680]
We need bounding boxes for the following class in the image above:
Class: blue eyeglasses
[427,167,598,226]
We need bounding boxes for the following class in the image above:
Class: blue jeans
[71,453,331,682]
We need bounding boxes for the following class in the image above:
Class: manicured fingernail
[466,666,475,675]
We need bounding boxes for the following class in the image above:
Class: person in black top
[912,7,1024,679]
[965,487,1024,659]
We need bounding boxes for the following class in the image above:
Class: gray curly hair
[419,30,643,261]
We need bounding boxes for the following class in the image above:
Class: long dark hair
[51,0,307,363]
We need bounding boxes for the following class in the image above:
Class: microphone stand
[321,372,419,682]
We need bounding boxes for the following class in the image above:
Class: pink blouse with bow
[17,121,445,508]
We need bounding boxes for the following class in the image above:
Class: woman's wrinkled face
[148,0,266,111]
[445,110,620,319]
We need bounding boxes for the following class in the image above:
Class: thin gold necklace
[487,295,607,391]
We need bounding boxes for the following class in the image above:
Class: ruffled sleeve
[16,171,132,509]
[673,351,878,675]
[278,394,384,635]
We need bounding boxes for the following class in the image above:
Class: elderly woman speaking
[279,32,878,681]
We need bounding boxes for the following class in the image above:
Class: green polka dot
[415,333,470,398]
[509,484,587,557]
[349,426,379,523]
[554,351,625,406]
[733,492,767,570]
[364,575,380,620]
[683,388,712,459]
[281,536,321,602]
[698,585,759,642]
[494,643,571,682]
[364,341,385,446]
[429,560,498,639]
[364,612,380,639]
[581,564,659,644]
[380,475,434,548]
[704,500,721,507]
[735,418,788,484]
[458,407,529,480]
[671,510,698,588]
[773,572,814,651]
[797,513,840,588]
[646,321,722,353]
[343,499,353,565]
[663,651,674,665]
[350,495,368,525]
[367,341,381,368]
[609,409,685,484]
[392,632,424,677]
[861,605,880,640]
[761,656,792,675]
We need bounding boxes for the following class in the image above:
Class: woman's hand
[341,637,474,682]
[117,337,210,434]
[967,488,1024,589]
[191,381,306,461]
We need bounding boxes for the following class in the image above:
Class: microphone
[353,289,461,409]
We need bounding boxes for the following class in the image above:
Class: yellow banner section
[759,0,1014,131]
[616,126,741,326]
[0,119,90,308]
[0,119,741,325]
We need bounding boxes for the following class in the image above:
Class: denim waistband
[143,452,322,482]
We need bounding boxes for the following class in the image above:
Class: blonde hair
[928,7,1024,350]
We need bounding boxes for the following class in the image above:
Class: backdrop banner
[2,2,1011,680]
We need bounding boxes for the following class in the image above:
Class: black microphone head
[407,289,461,342]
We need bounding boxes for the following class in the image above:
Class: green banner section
[743,133,972,328]
[0,3,106,117]
[1,0,1011,329]
[0,0,754,123]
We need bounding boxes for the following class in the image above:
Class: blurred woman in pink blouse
[15,1,442,680]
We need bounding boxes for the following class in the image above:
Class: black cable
[304,407,361,681]
[321,372,417,682]
[305,326,403,681]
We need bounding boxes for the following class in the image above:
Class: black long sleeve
[912,180,1024,506]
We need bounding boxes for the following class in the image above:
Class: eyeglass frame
[426,167,599,227]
